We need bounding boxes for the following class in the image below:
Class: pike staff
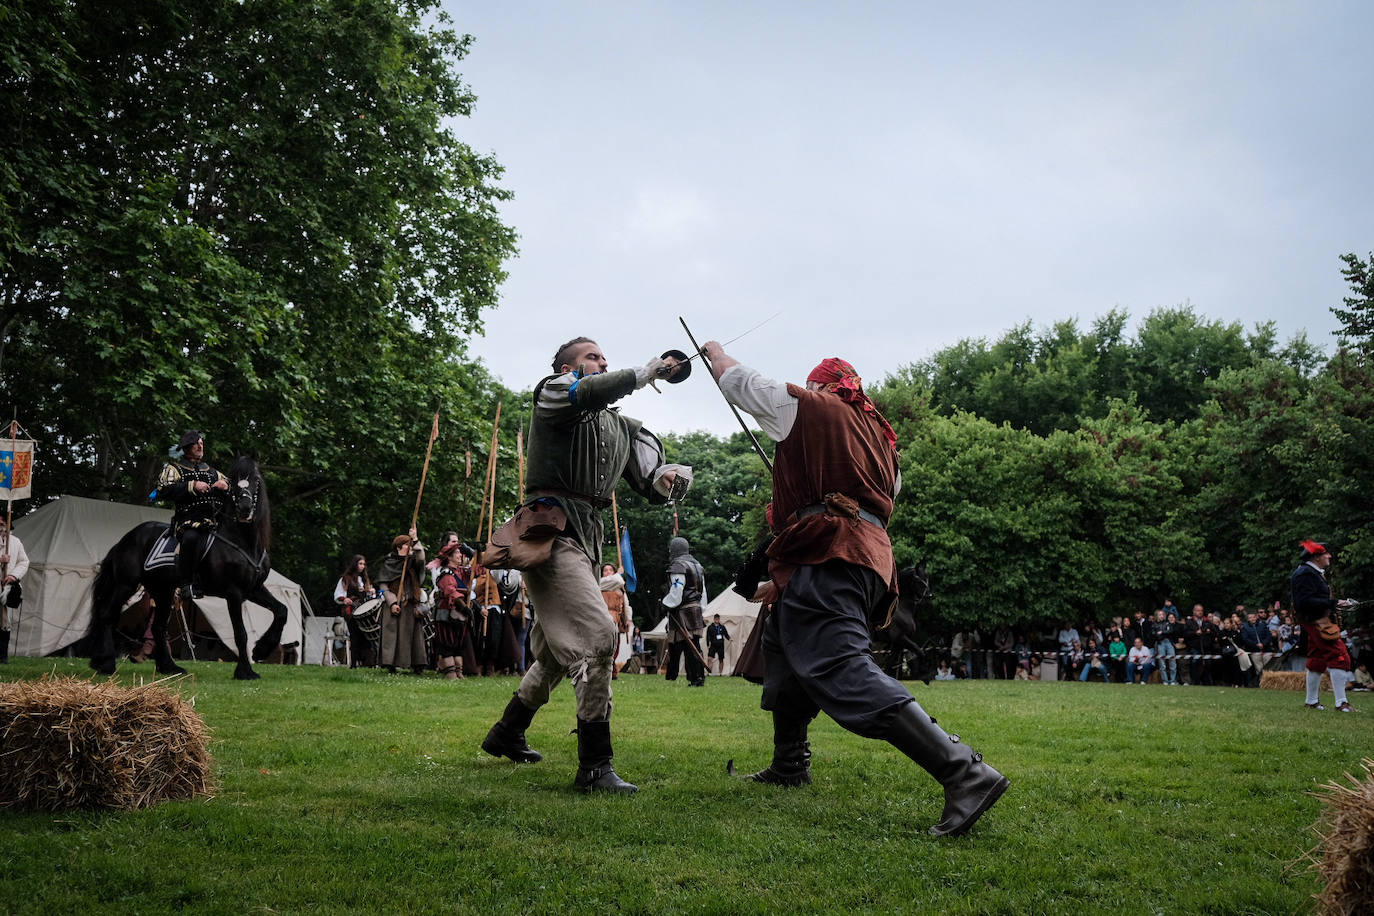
[397,411,441,605]
[472,402,503,544]
[1,419,13,634]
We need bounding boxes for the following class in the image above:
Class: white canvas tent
[642,587,760,675]
[10,495,306,659]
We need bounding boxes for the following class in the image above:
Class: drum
[349,597,384,636]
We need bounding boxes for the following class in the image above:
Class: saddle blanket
[144,529,218,574]
[143,530,178,572]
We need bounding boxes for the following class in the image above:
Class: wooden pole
[0,419,13,630]
[486,402,502,544]
[612,492,623,571]
[472,402,501,542]
[398,411,440,603]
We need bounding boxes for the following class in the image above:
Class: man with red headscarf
[1290,539,1357,711]
[701,341,1008,837]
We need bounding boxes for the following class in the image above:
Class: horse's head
[898,561,932,608]
[226,455,271,551]
[229,464,260,523]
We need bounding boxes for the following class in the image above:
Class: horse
[88,455,288,680]
[869,561,937,684]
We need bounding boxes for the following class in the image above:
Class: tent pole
[177,596,198,662]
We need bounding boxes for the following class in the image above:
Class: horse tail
[87,523,156,640]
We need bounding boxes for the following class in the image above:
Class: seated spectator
[1108,632,1129,684]
[1352,662,1372,691]
[1014,635,1032,675]
[935,658,956,681]
[1126,637,1155,685]
[1064,640,1085,682]
[1079,638,1112,683]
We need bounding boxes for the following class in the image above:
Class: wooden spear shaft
[486,401,502,544]
[398,411,440,604]
[472,402,502,542]
[612,492,623,571]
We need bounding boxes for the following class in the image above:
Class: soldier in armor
[662,536,707,687]
[480,336,692,795]
[157,430,229,600]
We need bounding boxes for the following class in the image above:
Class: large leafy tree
[1333,252,1374,358]
[0,0,519,600]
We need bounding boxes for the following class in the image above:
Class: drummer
[334,554,378,668]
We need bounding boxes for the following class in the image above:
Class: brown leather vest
[768,384,898,589]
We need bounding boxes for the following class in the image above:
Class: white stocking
[1332,669,1350,706]
[1306,670,1322,705]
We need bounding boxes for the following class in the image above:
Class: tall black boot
[573,718,637,794]
[0,628,10,664]
[481,693,543,763]
[175,530,203,599]
[885,700,1008,837]
[732,712,812,786]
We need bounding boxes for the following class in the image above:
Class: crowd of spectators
[932,600,1370,690]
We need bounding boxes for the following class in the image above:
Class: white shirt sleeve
[718,364,798,442]
[536,371,579,412]
[662,574,686,609]
[4,535,28,581]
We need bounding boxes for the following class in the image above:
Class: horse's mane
[227,455,271,552]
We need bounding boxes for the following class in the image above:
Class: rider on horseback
[157,430,229,600]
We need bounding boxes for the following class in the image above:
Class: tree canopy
[2,0,520,601]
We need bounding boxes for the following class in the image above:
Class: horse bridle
[231,473,259,523]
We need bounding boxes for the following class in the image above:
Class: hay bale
[1311,758,1374,915]
[1262,670,1332,691]
[0,675,213,811]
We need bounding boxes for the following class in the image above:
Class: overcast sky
[442,1,1372,438]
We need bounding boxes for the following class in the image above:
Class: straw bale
[0,675,213,811]
[1311,758,1374,915]
[1261,671,1332,691]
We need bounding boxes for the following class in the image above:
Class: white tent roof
[643,587,760,676]
[11,495,306,659]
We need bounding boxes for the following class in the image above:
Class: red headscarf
[806,357,898,452]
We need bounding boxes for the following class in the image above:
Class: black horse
[870,562,937,683]
[88,456,288,680]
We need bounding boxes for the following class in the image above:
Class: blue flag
[619,526,637,593]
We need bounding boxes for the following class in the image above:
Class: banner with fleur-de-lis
[0,438,33,500]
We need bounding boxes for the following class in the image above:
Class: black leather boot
[175,530,203,599]
[734,713,812,786]
[0,628,9,664]
[885,701,1008,837]
[573,718,637,794]
[481,693,543,763]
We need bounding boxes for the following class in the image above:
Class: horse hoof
[90,658,117,676]
[156,664,188,676]
[234,668,261,681]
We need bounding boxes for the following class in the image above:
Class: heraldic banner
[1,437,33,501]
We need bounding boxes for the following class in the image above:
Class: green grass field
[2,658,1369,915]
